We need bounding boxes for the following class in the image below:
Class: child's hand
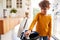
[24,30,31,37]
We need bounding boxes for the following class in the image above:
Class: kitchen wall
[0,0,32,18]
[0,0,3,18]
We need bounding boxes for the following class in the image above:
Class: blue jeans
[39,36,48,40]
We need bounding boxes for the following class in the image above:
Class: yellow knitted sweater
[29,13,52,37]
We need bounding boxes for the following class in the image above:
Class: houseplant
[10,8,17,17]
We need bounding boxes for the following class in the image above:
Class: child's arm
[29,13,39,30]
[48,16,52,37]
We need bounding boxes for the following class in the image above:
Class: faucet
[3,9,7,18]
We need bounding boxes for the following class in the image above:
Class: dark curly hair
[39,1,50,10]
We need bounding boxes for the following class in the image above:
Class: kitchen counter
[0,18,21,34]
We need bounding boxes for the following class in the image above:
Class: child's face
[41,8,47,15]
[41,6,50,15]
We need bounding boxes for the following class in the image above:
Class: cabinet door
[3,19,9,33]
[0,20,3,34]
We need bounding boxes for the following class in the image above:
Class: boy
[25,0,52,40]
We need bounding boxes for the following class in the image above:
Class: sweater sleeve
[29,13,39,30]
[48,16,52,37]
